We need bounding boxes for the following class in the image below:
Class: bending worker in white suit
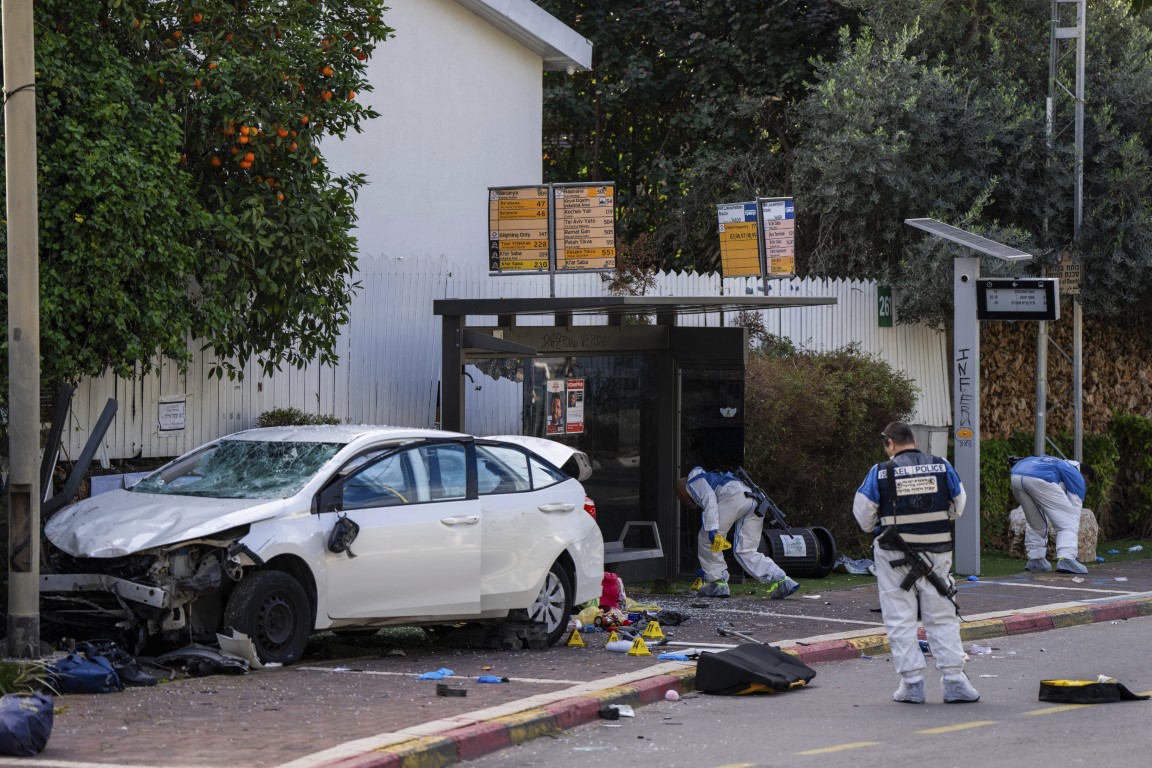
[676,466,800,599]
[1009,455,1093,575]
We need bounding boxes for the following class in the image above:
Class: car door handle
[440,516,480,526]
[538,503,575,513]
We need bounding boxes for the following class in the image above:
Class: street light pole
[4,0,42,657]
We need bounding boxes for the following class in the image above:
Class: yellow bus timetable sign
[488,186,550,272]
[555,184,616,271]
[717,202,761,276]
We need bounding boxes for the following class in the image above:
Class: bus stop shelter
[434,295,836,583]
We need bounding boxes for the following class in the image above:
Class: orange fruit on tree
[193,12,203,23]
[277,192,285,202]
[243,151,255,162]
[277,127,289,138]
[321,90,333,100]
[239,160,252,170]
[299,115,309,124]
[347,91,355,100]
[210,156,222,167]
[173,29,182,40]
[288,142,298,152]
[240,125,251,136]
[321,65,334,77]
[238,134,249,144]
[311,155,319,165]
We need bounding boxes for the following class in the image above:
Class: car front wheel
[522,562,573,646]
[224,570,311,665]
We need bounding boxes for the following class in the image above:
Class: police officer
[1009,455,1092,574]
[853,422,979,704]
[677,467,799,599]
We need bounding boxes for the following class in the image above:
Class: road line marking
[296,666,585,685]
[1024,703,1092,715]
[964,581,1138,595]
[796,742,880,755]
[719,607,887,628]
[917,720,997,734]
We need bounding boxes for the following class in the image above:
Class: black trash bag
[1039,679,1150,704]
[0,693,53,756]
[695,644,816,696]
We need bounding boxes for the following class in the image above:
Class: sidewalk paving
[23,560,1152,768]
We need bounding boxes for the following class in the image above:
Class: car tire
[517,561,573,647]
[224,570,311,665]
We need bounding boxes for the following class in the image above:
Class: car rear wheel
[520,562,573,646]
[224,570,311,665]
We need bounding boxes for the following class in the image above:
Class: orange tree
[0,0,393,389]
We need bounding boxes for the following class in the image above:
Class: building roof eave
[453,0,593,72]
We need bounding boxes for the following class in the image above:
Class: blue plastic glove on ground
[417,668,455,680]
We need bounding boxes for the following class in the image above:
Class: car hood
[44,490,287,558]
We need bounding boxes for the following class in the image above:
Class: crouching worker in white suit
[676,467,799,600]
[853,422,980,705]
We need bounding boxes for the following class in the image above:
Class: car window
[341,442,468,508]
[528,454,566,489]
[476,445,531,495]
[131,440,344,499]
[422,443,468,500]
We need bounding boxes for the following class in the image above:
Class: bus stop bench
[603,521,663,564]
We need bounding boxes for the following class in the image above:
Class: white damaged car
[41,426,604,664]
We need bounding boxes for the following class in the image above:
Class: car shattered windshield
[131,440,345,499]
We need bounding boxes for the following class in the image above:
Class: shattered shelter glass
[131,440,344,499]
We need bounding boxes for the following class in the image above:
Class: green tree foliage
[0,0,394,387]
[795,0,1152,328]
[537,0,856,272]
[742,344,918,555]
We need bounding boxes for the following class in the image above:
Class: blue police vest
[877,450,954,552]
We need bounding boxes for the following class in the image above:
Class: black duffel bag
[695,643,816,696]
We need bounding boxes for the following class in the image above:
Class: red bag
[600,573,624,610]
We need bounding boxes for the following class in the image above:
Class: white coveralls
[853,458,968,680]
[1011,457,1085,561]
[685,468,788,585]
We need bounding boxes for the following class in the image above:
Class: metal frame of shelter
[435,295,836,582]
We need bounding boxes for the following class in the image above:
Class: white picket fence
[66,256,950,461]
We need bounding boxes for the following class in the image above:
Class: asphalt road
[465,615,1152,768]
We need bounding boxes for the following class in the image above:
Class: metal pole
[1072,0,1086,461]
[953,256,981,575]
[1035,321,1047,455]
[4,0,43,657]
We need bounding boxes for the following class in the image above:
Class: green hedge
[255,407,342,427]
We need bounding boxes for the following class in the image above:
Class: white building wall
[326,0,546,261]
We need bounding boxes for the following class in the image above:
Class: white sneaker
[893,678,925,704]
[942,674,980,703]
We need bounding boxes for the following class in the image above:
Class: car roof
[223,425,470,444]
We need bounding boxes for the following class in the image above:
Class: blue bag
[49,652,123,694]
[0,692,54,756]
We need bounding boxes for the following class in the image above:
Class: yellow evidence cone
[626,636,651,656]
[710,534,732,553]
[690,577,703,590]
[607,630,620,643]
[567,629,585,647]
[642,621,664,640]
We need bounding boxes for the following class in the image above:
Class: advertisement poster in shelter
[546,379,586,436]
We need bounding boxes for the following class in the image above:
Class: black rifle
[877,526,961,616]
[734,467,789,531]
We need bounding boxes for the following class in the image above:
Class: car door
[474,443,581,599]
[322,441,482,619]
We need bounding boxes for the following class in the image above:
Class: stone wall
[980,315,1152,439]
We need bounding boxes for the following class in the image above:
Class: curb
[313,595,1152,768]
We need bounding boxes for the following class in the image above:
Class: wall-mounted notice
[759,197,796,277]
[488,185,550,273]
[555,184,616,271]
[716,202,761,276]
